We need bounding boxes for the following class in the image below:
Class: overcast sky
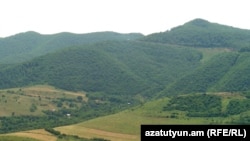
[0,0,249,37]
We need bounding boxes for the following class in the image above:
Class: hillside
[1,18,250,140]
[0,31,143,64]
[1,19,250,101]
[142,18,250,49]
[160,51,250,96]
[2,92,249,141]
[0,41,202,101]
[0,85,86,117]
[54,92,250,141]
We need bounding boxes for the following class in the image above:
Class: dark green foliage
[30,103,37,112]
[226,99,250,115]
[2,18,250,98]
[142,19,250,49]
[0,95,134,133]
[45,128,110,141]
[163,95,222,117]
[242,91,250,99]
[0,41,201,99]
[1,19,250,130]
[239,47,250,52]
[45,128,61,136]
[161,52,239,95]
[0,31,143,64]
[213,52,250,92]
[0,136,39,141]
[91,138,110,141]
[234,114,250,124]
[77,96,83,101]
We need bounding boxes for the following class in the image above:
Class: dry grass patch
[56,126,138,141]
[6,129,57,141]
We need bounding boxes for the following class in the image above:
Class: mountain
[2,19,250,137]
[142,18,250,49]
[1,18,250,100]
[159,50,250,96]
[0,31,143,64]
[160,52,238,95]
[0,40,202,101]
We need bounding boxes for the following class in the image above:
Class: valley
[0,18,250,140]
[1,91,249,141]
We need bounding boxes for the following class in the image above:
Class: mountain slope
[0,31,143,64]
[142,18,250,49]
[160,52,239,95]
[211,52,250,92]
[2,18,250,99]
[0,40,202,99]
[159,50,250,96]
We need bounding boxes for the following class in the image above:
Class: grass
[0,85,86,116]
[56,92,250,141]
[4,129,57,141]
[197,48,232,63]
[55,97,207,141]
[2,91,249,141]
[0,135,40,141]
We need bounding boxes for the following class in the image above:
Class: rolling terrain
[142,18,250,49]
[5,91,249,141]
[55,92,250,140]
[0,85,86,116]
[0,31,143,64]
[0,18,250,140]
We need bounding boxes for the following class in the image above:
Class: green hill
[0,40,202,101]
[2,19,250,100]
[0,31,143,64]
[142,18,250,49]
[54,92,250,141]
[1,18,250,139]
[160,51,250,95]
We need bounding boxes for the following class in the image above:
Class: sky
[0,0,250,37]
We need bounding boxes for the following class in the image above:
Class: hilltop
[1,18,250,140]
[0,31,143,64]
[1,18,250,101]
[0,41,202,100]
[142,18,250,49]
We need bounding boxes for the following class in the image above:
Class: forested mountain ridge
[0,31,143,64]
[1,19,250,139]
[0,40,202,100]
[1,18,250,99]
[142,18,250,49]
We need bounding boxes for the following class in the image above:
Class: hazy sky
[0,0,249,37]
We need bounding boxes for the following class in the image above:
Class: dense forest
[0,18,250,135]
[142,18,250,49]
[0,40,202,99]
[0,31,143,64]
[1,18,250,102]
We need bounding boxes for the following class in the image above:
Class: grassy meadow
[0,88,249,141]
[0,85,86,116]
[55,92,250,141]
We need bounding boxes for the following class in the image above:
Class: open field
[55,92,250,141]
[0,85,86,116]
[4,129,57,141]
[0,135,40,141]
[197,48,232,63]
[1,92,249,141]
